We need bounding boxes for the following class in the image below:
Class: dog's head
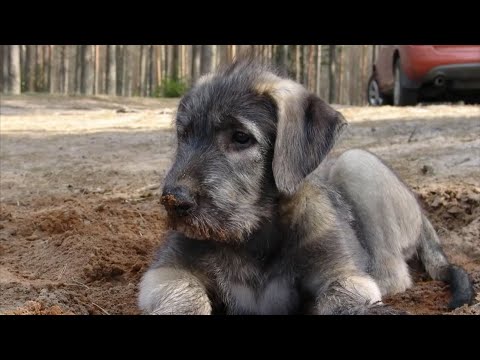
[161,58,346,242]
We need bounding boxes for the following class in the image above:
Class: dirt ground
[1,94,479,315]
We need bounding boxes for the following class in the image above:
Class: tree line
[0,45,378,105]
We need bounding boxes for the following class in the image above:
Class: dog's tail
[417,214,474,309]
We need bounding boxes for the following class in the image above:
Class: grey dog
[138,58,474,315]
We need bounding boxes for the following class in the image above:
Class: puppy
[138,58,474,315]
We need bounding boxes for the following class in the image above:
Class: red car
[367,45,480,106]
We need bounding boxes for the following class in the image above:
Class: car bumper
[402,45,480,81]
[423,63,480,90]
[402,63,480,90]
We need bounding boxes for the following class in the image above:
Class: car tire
[393,60,418,106]
[464,96,480,105]
[367,75,386,106]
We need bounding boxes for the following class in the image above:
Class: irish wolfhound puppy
[138,59,474,315]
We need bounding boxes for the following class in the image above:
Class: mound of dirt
[416,184,480,263]
[1,185,478,315]
[383,184,480,314]
[417,185,480,231]
[0,195,167,314]
[4,301,74,315]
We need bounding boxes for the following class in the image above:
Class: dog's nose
[160,185,196,217]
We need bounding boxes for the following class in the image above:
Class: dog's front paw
[145,284,212,315]
[367,303,409,315]
[149,301,212,315]
[139,269,212,315]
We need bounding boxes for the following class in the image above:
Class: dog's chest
[214,252,300,315]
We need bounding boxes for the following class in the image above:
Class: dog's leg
[313,275,407,315]
[138,267,212,315]
[325,149,423,296]
[370,252,413,296]
[285,180,406,315]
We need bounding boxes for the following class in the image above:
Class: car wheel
[367,75,385,106]
[393,60,418,106]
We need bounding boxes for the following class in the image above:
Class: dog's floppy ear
[259,77,347,196]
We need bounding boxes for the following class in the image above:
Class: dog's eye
[232,131,250,145]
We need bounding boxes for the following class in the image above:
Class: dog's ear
[260,78,347,196]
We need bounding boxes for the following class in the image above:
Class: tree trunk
[184,45,192,84]
[141,45,149,96]
[147,45,153,96]
[191,45,201,84]
[328,45,336,104]
[79,45,85,94]
[177,46,182,81]
[302,45,308,87]
[116,45,123,96]
[308,45,315,93]
[82,45,94,95]
[155,45,162,92]
[269,45,274,63]
[362,45,370,105]
[35,45,44,91]
[58,46,64,93]
[160,45,167,80]
[166,45,173,80]
[0,46,3,93]
[75,45,82,94]
[172,45,179,80]
[282,45,289,71]
[211,45,217,69]
[49,45,57,93]
[122,45,132,97]
[316,45,322,96]
[295,45,301,83]
[337,46,344,104]
[287,45,295,78]
[138,45,146,96]
[94,45,101,94]
[200,45,213,75]
[217,45,229,65]
[2,45,9,93]
[9,45,21,94]
[237,45,252,57]
[81,45,94,95]
[20,46,26,91]
[66,46,75,93]
[44,45,51,92]
[155,46,161,88]
[275,44,289,75]
[348,46,356,105]
[106,45,116,95]
[179,45,185,79]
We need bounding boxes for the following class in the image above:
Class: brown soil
[1,94,479,315]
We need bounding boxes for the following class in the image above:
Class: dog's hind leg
[325,149,423,296]
[313,274,406,315]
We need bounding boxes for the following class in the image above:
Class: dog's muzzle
[161,185,197,217]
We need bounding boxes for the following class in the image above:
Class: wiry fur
[138,58,474,315]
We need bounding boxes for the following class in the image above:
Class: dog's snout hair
[161,185,196,217]
[140,57,474,315]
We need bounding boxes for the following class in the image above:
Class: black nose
[160,185,196,217]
